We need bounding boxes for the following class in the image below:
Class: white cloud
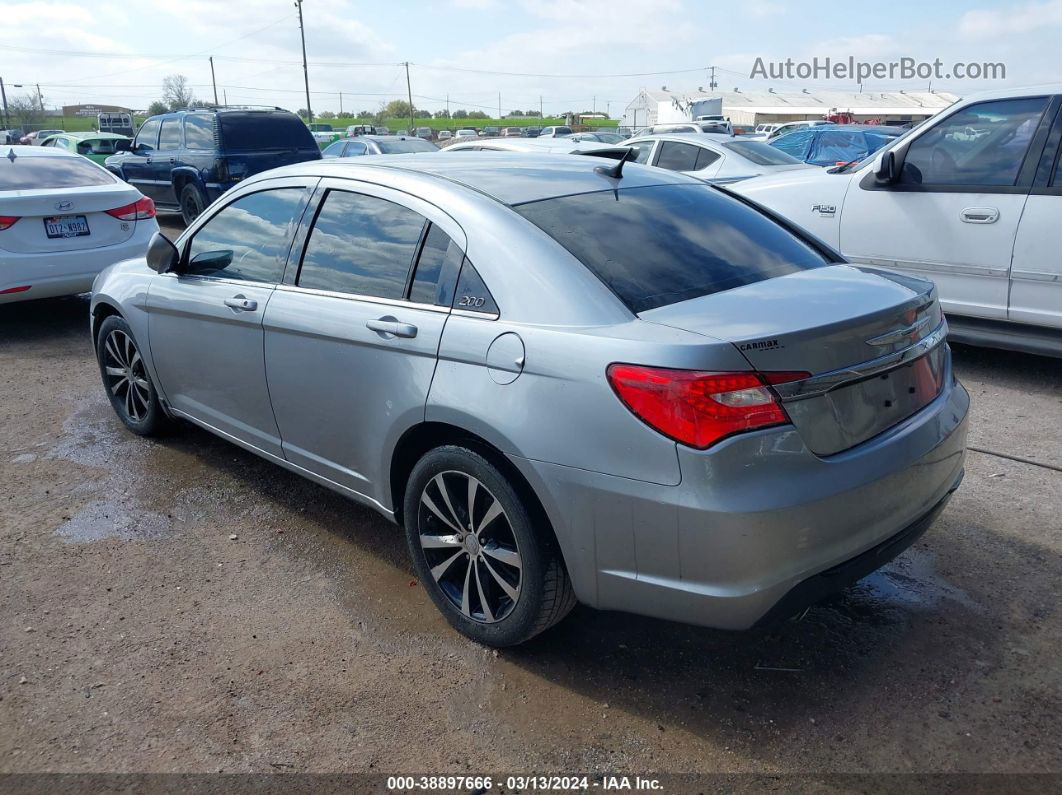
[958,0,1062,39]
[743,0,785,18]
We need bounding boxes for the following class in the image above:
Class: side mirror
[113,139,131,152]
[875,149,901,185]
[146,231,179,273]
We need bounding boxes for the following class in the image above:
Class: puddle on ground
[847,546,982,613]
[54,500,176,544]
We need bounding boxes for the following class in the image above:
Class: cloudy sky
[1,0,1060,115]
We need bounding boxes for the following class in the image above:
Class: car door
[839,96,1053,320]
[119,117,160,195]
[1009,97,1062,329]
[263,178,464,505]
[147,179,315,456]
[152,116,182,205]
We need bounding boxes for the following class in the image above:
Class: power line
[409,63,710,79]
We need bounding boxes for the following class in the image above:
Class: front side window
[184,114,214,149]
[514,184,828,313]
[158,118,182,151]
[134,118,161,152]
[409,224,463,305]
[654,141,700,171]
[901,97,1048,186]
[297,190,425,299]
[185,188,306,283]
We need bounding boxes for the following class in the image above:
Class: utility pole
[708,66,717,91]
[593,95,596,114]
[209,56,219,106]
[446,94,449,119]
[339,91,343,115]
[36,83,44,112]
[224,89,228,105]
[0,77,8,129]
[295,0,313,123]
[498,92,501,120]
[539,95,542,118]
[404,61,414,133]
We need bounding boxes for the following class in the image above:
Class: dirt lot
[2,224,1061,783]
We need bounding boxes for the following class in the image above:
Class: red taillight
[0,216,19,230]
[105,196,156,221]
[606,365,810,449]
[0,285,31,294]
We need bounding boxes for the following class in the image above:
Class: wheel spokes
[421,490,462,534]
[482,541,521,570]
[477,498,503,536]
[420,533,462,549]
[429,550,464,582]
[473,559,494,622]
[480,554,519,602]
[433,474,464,531]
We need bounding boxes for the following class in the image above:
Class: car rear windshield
[513,184,828,313]
[722,140,802,165]
[1,155,116,190]
[376,138,439,153]
[219,113,317,150]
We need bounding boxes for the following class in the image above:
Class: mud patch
[54,500,176,543]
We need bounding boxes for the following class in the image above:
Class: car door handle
[961,207,999,224]
[366,317,418,338]
[224,296,258,312]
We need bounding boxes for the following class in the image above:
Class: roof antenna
[594,146,634,179]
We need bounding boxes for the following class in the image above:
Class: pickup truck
[730,84,1062,358]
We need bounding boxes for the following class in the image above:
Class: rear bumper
[0,221,156,304]
[510,369,969,630]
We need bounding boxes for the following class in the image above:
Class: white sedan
[441,137,611,154]
[0,146,158,303]
[619,133,817,184]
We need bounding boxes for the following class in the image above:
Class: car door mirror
[875,149,901,185]
[146,232,180,273]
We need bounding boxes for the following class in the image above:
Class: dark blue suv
[105,107,321,224]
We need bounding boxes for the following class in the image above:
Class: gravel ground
[1,227,1061,781]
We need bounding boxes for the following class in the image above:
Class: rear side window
[297,190,425,299]
[158,118,181,151]
[654,141,700,171]
[184,114,214,149]
[454,262,498,315]
[186,188,306,283]
[0,156,115,190]
[219,113,317,151]
[630,141,654,163]
[694,147,720,170]
[514,184,828,313]
[409,224,463,305]
[322,140,346,156]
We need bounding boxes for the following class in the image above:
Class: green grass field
[34,114,619,134]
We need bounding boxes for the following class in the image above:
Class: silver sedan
[621,132,818,184]
[90,154,968,646]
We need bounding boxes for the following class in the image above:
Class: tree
[508,109,524,117]
[468,110,488,119]
[525,109,541,117]
[413,109,432,119]
[452,109,468,119]
[7,94,45,130]
[434,109,450,119]
[161,74,195,111]
[146,100,169,116]
[318,110,336,120]
[296,109,310,120]
[384,99,412,118]
[356,109,373,118]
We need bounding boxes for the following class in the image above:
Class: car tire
[95,315,172,437]
[179,183,206,226]
[404,445,576,647]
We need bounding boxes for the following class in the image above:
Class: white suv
[731,85,1062,357]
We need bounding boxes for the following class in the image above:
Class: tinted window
[1054,149,1062,187]
[514,185,828,313]
[297,191,425,299]
[901,97,1048,186]
[654,141,700,171]
[184,114,214,149]
[345,141,367,156]
[322,140,346,157]
[0,155,115,190]
[630,141,654,163]
[134,118,161,151]
[376,138,439,153]
[219,113,317,150]
[694,147,721,170]
[454,262,498,314]
[409,224,463,305]
[724,140,802,165]
[186,188,305,283]
[158,118,181,151]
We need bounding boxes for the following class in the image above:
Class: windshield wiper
[828,158,862,174]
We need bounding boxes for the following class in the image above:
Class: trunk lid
[0,184,141,253]
[639,264,946,455]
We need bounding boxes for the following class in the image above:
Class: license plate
[44,215,90,239]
